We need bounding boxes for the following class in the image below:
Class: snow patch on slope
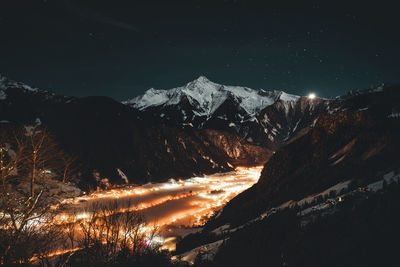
[279,91,300,102]
[388,112,400,118]
[175,239,227,265]
[0,90,6,100]
[117,168,129,184]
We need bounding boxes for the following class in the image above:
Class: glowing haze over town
[53,166,262,251]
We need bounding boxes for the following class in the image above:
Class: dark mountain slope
[174,85,400,265]
[0,75,270,189]
[203,85,400,229]
[210,183,400,267]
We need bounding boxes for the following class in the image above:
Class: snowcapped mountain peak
[182,76,220,97]
[189,75,211,84]
[124,77,301,118]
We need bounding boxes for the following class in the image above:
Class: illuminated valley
[52,166,263,252]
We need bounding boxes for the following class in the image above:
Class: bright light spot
[76,212,91,220]
[308,93,316,99]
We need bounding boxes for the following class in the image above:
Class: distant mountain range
[0,75,278,188]
[3,75,394,189]
[0,74,333,188]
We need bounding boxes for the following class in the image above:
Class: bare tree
[1,125,166,266]
[72,201,159,266]
[0,125,77,265]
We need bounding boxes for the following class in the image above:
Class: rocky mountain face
[0,75,271,189]
[124,76,328,148]
[203,85,400,229]
[175,84,400,266]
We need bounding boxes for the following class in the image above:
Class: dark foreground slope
[210,183,400,267]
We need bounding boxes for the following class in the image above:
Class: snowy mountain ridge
[123,76,328,148]
[123,76,300,118]
[0,75,38,94]
[0,75,76,104]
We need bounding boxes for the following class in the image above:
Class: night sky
[1,0,399,100]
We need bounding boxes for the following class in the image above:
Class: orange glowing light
[37,166,263,259]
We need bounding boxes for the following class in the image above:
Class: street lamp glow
[308,93,316,99]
